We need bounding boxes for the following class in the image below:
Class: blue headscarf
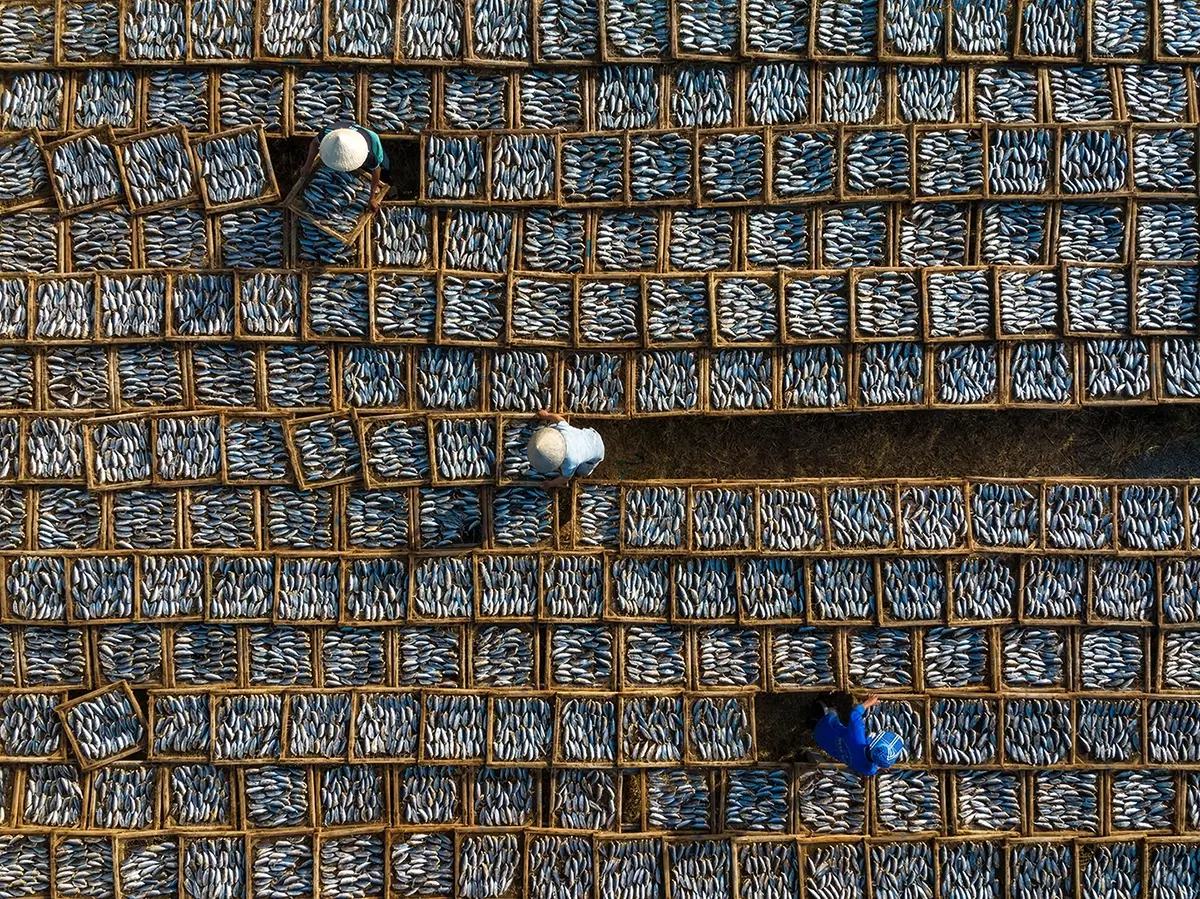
[868,731,904,768]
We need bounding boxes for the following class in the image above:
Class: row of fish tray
[4,0,1200,63]
[570,478,1200,555]
[0,576,1198,693]
[6,547,1200,625]
[3,65,1199,142]
[3,612,1197,689]
[420,123,1200,205]
[1,126,379,241]
[12,474,1200,553]
[0,125,293,218]
[1,681,751,768]
[7,681,1200,768]
[12,485,1200,558]
[3,339,1200,416]
[0,481,562,549]
[8,752,1200,832]
[6,199,1197,278]
[5,199,1195,279]
[6,261,1200,343]
[0,830,1197,899]
[7,535,1200,620]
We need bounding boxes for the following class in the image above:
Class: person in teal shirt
[302,124,387,210]
[813,694,903,776]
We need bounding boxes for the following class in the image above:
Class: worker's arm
[368,166,383,210]
[849,704,869,743]
[542,475,570,487]
[860,693,880,711]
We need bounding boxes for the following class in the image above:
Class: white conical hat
[527,427,567,473]
[319,128,368,171]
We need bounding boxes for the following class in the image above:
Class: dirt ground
[754,693,846,763]
[268,137,310,198]
[588,406,1200,482]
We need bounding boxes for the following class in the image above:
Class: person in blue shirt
[302,124,388,210]
[813,694,904,776]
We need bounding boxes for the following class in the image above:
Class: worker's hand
[861,694,880,710]
[543,475,570,488]
[537,409,565,423]
[368,197,382,212]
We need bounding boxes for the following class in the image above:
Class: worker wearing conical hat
[527,410,605,489]
[302,123,388,211]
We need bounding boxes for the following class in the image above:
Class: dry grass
[584,407,1200,482]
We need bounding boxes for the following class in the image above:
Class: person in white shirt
[526,409,605,487]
